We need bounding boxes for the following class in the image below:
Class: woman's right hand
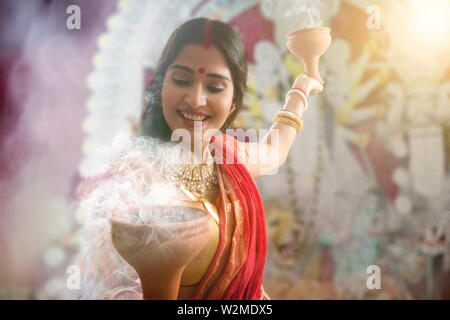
[292,73,324,96]
[284,73,324,113]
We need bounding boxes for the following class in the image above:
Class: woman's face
[161,44,234,142]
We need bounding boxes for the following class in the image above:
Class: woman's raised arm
[243,73,323,179]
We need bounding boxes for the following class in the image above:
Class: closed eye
[173,79,189,86]
[207,86,224,93]
[173,78,224,93]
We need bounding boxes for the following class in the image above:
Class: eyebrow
[170,64,230,82]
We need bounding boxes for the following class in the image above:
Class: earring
[230,106,236,113]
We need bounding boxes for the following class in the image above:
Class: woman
[79,18,323,300]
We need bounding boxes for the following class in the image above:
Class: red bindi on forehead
[198,67,205,74]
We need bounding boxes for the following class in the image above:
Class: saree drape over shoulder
[76,134,269,300]
[190,134,268,300]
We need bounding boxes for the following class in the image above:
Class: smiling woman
[93,17,323,300]
[137,18,247,145]
[161,44,235,140]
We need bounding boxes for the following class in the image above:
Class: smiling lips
[177,109,210,126]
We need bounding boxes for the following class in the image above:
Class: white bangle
[286,88,308,111]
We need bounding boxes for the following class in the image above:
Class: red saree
[190,134,268,300]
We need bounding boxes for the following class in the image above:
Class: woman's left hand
[292,73,324,96]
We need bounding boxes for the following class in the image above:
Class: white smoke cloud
[260,0,339,48]
[0,0,117,294]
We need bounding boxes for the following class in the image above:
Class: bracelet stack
[273,109,303,133]
[273,87,308,133]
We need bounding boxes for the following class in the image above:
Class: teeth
[180,111,207,121]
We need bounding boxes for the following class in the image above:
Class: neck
[175,139,212,165]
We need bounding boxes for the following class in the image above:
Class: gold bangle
[281,108,303,119]
[273,111,303,132]
[273,113,302,127]
[274,117,300,133]
[273,116,302,133]
[276,110,303,128]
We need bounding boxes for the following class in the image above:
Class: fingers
[295,73,308,81]
[292,73,324,96]
[308,78,324,96]
[292,73,308,88]
[304,75,324,91]
[309,77,323,88]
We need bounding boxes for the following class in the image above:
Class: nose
[184,84,207,109]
